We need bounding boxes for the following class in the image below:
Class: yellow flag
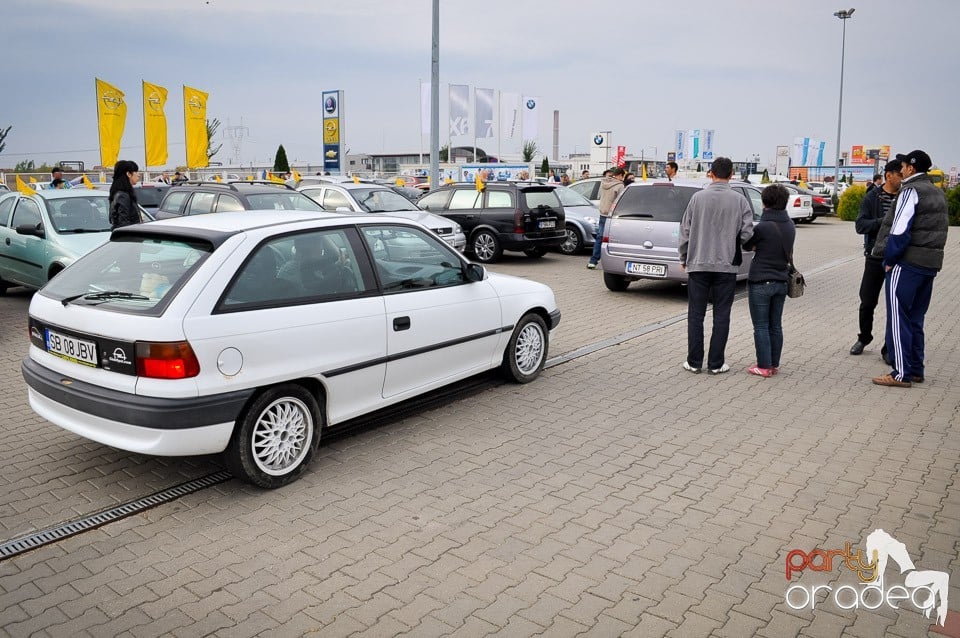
[28,177,37,183]
[16,175,35,196]
[292,168,302,182]
[143,81,169,167]
[96,78,127,167]
[395,177,406,186]
[352,174,360,184]
[475,172,485,191]
[214,175,222,183]
[82,174,95,189]
[641,163,648,181]
[183,85,209,168]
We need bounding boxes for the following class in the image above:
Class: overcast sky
[3,0,957,173]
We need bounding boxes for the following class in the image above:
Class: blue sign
[323,144,340,171]
[702,151,714,160]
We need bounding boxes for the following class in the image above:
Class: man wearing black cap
[871,150,948,388]
[850,159,902,356]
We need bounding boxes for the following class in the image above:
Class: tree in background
[0,126,10,156]
[439,144,449,162]
[836,184,866,222]
[540,156,550,177]
[206,118,222,161]
[522,140,538,163]
[14,159,34,172]
[273,145,290,173]
[946,184,960,226]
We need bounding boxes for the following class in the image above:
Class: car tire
[225,384,322,489]
[0,278,8,296]
[502,313,548,384]
[558,226,583,255]
[523,247,547,258]
[471,230,502,263]
[603,272,630,292]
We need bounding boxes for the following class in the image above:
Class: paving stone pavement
[0,218,957,637]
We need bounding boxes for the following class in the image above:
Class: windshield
[553,186,593,208]
[245,192,323,211]
[46,196,111,233]
[40,236,213,314]
[353,188,419,212]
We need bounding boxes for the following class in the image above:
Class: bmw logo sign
[526,99,536,110]
[324,96,337,114]
[594,135,604,146]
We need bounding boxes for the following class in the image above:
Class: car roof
[167,182,296,195]
[302,182,384,191]
[30,189,110,200]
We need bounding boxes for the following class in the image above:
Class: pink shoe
[771,367,780,375]
[747,366,774,378]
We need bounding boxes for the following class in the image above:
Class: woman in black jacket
[742,183,796,377]
[109,160,141,229]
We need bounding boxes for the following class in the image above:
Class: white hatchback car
[22,211,560,488]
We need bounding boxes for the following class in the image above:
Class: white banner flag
[500,92,519,141]
[420,82,431,132]
[521,96,539,142]
[475,88,495,139]
[449,84,470,138]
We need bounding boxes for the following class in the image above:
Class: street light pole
[833,7,855,199]
[429,0,440,190]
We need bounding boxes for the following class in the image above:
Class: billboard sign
[322,90,344,173]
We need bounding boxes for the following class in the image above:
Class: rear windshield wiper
[59,228,111,234]
[62,290,151,306]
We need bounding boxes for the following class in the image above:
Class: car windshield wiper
[62,290,151,306]
[58,228,111,234]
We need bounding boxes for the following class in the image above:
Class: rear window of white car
[614,185,697,222]
[40,236,213,315]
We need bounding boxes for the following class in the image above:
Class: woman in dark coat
[742,183,796,377]
[109,160,141,229]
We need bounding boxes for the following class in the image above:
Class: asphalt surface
[1,216,958,637]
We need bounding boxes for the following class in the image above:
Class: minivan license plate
[45,329,98,367]
[626,262,666,276]
[539,220,556,229]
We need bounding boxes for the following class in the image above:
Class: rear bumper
[22,357,253,431]
[600,250,688,282]
[500,232,566,250]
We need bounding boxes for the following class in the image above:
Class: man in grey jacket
[678,157,754,374]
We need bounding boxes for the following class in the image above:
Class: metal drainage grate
[0,470,232,561]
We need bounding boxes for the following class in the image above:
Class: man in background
[665,162,678,181]
[850,159,901,357]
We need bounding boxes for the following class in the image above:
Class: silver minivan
[599,180,763,291]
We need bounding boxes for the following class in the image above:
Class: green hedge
[947,185,960,226]
[837,184,866,222]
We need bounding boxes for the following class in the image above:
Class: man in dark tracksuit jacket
[850,160,902,356]
[871,150,948,388]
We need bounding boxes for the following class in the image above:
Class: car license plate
[45,329,98,367]
[538,220,556,229]
[626,262,666,276]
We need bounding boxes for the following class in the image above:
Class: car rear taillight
[813,196,826,204]
[514,209,524,234]
[602,221,611,243]
[136,341,200,379]
[793,198,801,207]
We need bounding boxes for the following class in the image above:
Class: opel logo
[101,92,124,112]
[147,92,162,113]
[187,96,203,116]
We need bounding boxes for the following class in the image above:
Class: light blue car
[0,189,148,293]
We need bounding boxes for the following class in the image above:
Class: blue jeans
[748,280,787,369]
[686,271,738,370]
[589,216,607,265]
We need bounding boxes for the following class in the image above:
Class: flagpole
[95,78,104,170]
[142,80,148,172]
[497,91,501,163]
[418,79,423,166]
[182,85,188,175]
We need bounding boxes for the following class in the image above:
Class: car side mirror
[16,222,44,238]
[465,263,485,282]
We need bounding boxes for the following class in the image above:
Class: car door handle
[393,316,411,331]
[4,238,9,245]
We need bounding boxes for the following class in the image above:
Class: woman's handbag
[787,264,805,298]
[770,220,805,298]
